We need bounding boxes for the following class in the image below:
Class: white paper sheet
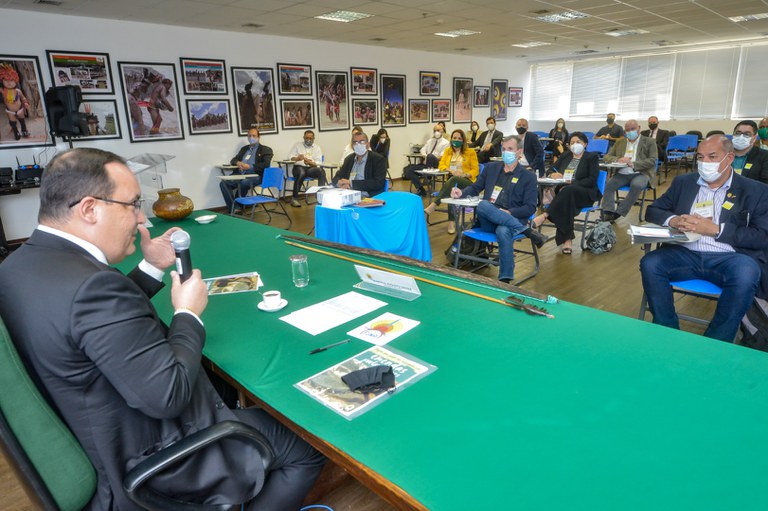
[279,291,387,336]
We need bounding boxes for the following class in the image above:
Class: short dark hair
[247,126,260,136]
[734,120,758,134]
[303,130,315,137]
[570,131,589,145]
[486,116,496,123]
[39,148,125,223]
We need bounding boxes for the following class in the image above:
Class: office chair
[705,130,725,138]
[233,167,292,226]
[615,161,659,222]
[586,138,609,158]
[0,315,275,511]
[576,170,607,250]
[665,135,699,174]
[638,279,722,326]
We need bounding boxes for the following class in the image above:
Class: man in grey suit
[601,119,659,221]
[0,148,324,510]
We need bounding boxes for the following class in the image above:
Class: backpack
[584,221,616,254]
[444,235,488,266]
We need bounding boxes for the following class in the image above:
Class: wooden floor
[1,169,720,511]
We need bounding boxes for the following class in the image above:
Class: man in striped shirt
[640,135,768,342]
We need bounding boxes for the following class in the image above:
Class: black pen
[309,339,350,355]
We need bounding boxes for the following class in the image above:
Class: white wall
[0,8,531,240]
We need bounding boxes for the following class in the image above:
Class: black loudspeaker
[44,85,88,137]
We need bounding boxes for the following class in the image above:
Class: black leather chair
[705,130,725,137]
[686,130,703,140]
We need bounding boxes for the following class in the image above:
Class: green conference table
[122,212,768,511]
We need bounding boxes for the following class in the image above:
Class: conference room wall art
[186,99,232,136]
[408,99,429,124]
[419,71,440,96]
[315,71,350,132]
[117,61,184,143]
[431,99,450,122]
[352,98,378,126]
[453,77,473,123]
[381,74,406,127]
[0,54,53,150]
[46,50,114,94]
[78,99,122,140]
[280,99,315,130]
[509,87,523,108]
[179,58,227,95]
[231,66,278,136]
[491,79,508,121]
[473,85,489,107]
[350,67,377,95]
[277,63,312,95]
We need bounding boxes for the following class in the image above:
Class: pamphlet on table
[347,312,420,346]
[204,271,263,295]
[279,291,387,336]
[628,225,693,244]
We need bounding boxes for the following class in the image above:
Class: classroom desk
[120,213,768,511]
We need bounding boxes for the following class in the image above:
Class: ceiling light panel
[314,10,373,23]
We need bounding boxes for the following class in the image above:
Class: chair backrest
[583,131,595,140]
[533,131,548,139]
[478,163,485,176]
[587,138,609,156]
[597,169,607,195]
[666,134,699,152]
[686,130,703,139]
[706,130,725,138]
[0,316,97,511]
[260,167,284,191]
[384,179,390,192]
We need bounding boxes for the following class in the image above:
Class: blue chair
[577,170,607,250]
[615,161,659,222]
[233,167,292,226]
[586,138,609,157]
[533,131,548,139]
[583,131,595,140]
[384,179,390,192]
[639,279,722,326]
[665,135,699,174]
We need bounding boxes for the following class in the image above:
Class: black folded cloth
[342,365,395,393]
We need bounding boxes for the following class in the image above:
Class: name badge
[244,151,252,160]
[722,201,734,211]
[450,163,460,171]
[512,177,519,184]
[745,163,753,169]
[734,167,742,175]
[563,169,575,182]
[692,199,714,218]
[490,185,503,203]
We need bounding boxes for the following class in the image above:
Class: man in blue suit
[452,135,545,283]
[515,118,546,177]
[641,135,768,342]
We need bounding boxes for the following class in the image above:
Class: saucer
[195,214,217,224]
[258,298,288,312]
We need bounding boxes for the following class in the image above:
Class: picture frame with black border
[381,74,406,127]
[491,79,508,121]
[0,54,54,150]
[46,50,113,94]
[316,70,350,132]
[231,66,278,135]
[431,99,450,122]
[453,77,473,123]
[179,57,227,95]
[473,85,489,107]
[509,87,523,108]
[280,98,315,130]
[408,99,429,124]
[277,63,312,95]
[419,71,440,96]
[186,99,232,135]
[352,98,378,126]
[350,67,377,95]
[77,99,122,140]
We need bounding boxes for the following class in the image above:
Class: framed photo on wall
[179,58,227,95]
[280,99,315,130]
[277,63,312,95]
[118,61,184,143]
[350,67,377,95]
[408,99,429,123]
[473,85,489,107]
[46,50,113,94]
[419,71,440,96]
[491,79,508,121]
[381,74,406,127]
[0,54,53,150]
[453,77,473,123]
[509,87,523,108]
[352,98,378,126]
[186,99,232,135]
[231,66,278,135]
[77,99,121,140]
[431,99,450,122]
[316,71,349,132]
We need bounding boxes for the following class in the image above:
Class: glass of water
[289,254,309,287]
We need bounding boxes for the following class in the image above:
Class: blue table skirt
[315,191,432,262]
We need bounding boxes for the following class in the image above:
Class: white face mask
[697,155,728,183]
[471,125,478,132]
[380,136,387,143]
[487,124,495,131]
[434,131,442,139]
[353,143,367,156]
[571,143,585,155]
[248,137,259,145]
[732,134,752,151]
[557,122,564,128]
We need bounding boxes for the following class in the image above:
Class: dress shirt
[618,138,639,175]
[420,136,449,159]
[288,141,323,164]
[350,153,368,181]
[240,144,259,169]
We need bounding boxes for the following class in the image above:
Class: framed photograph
[509,87,523,108]
[408,99,429,124]
[381,74,406,127]
[280,99,315,130]
[431,99,450,122]
[0,55,53,150]
[316,71,349,132]
[491,79,508,121]
[453,77,473,123]
[277,63,312,95]
[179,58,227,95]
[118,61,184,143]
[352,98,378,126]
[231,66,278,135]
[473,85,489,107]
[46,50,113,94]
[77,99,121,140]
[186,99,232,135]
[350,67,377,95]
[419,71,440,96]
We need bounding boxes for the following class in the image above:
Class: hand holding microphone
[170,230,193,282]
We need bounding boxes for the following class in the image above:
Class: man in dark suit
[469,116,504,163]
[0,148,325,510]
[219,127,274,212]
[333,130,387,197]
[641,115,669,163]
[451,135,545,283]
[515,118,545,176]
[641,135,768,342]
[730,120,768,184]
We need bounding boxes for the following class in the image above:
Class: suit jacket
[640,128,670,161]
[460,161,538,223]
[739,145,768,184]
[603,136,659,181]
[333,150,387,196]
[551,151,603,202]
[522,131,546,176]
[470,129,504,153]
[0,231,267,510]
[646,172,768,297]
[230,143,274,175]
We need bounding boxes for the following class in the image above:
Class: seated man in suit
[219,127,274,213]
[640,135,768,342]
[514,118,545,176]
[451,135,546,283]
[469,116,504,164]
[334,130,387,197]
[730,120,768,184]
[641,115,669,163]
[601,119,659,221]
[0,148,325,509]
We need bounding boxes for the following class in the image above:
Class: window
[570,59,620,118]
[670,47,739,119]
[619,54,675,120]
[529,63,571,121]
[732,44,768,118]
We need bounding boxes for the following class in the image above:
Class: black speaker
[44,85,88,137]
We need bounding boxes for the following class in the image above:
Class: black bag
[445,234,487,266]
[740,298,768,352]
[585,221,616,254]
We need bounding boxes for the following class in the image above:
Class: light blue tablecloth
[314,191,432,261]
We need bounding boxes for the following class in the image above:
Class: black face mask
[516,127,527,135]
[648,123,658,130]
[606,117,614,124]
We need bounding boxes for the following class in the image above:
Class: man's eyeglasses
[353,141,367,146]
[69,196,145,211]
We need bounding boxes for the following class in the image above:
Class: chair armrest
[123,420,275,511]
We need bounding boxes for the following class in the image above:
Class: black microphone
[170,230,193,282]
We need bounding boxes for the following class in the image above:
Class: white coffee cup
[262,290,281,309]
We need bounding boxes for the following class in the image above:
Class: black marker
[309,339,350,355]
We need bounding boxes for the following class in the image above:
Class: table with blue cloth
[314,191,432,261]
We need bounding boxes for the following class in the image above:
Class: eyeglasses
[734,131,754,137]
[353,141,368,146]
[69,196,145,211]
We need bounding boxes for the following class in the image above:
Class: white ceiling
[4,0,768,60]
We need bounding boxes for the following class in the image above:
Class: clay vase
[152,188,193,220]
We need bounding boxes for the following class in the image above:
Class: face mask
[557,122,564,128]
[248,137,258,145]
[606,117,614,124]
[732,135,752,151]
[626,130,639,141]
[451,140,463,148]
[471,125,478,132]
[487,123,495,131]
[353,143,367,156]
[434,131,442,139]
[759,127,768,140]
[304,139,313,147]
[516,127,527,135]
[502,151,517,165]
[571,143,585,155]
[697,155,727,183]
[648,123,658,130]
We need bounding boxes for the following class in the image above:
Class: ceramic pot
[152,188,193,220]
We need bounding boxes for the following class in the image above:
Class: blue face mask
[626,130,639,141]
[502,151,517,165]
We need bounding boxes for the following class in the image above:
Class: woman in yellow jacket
[424,129,479,233]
